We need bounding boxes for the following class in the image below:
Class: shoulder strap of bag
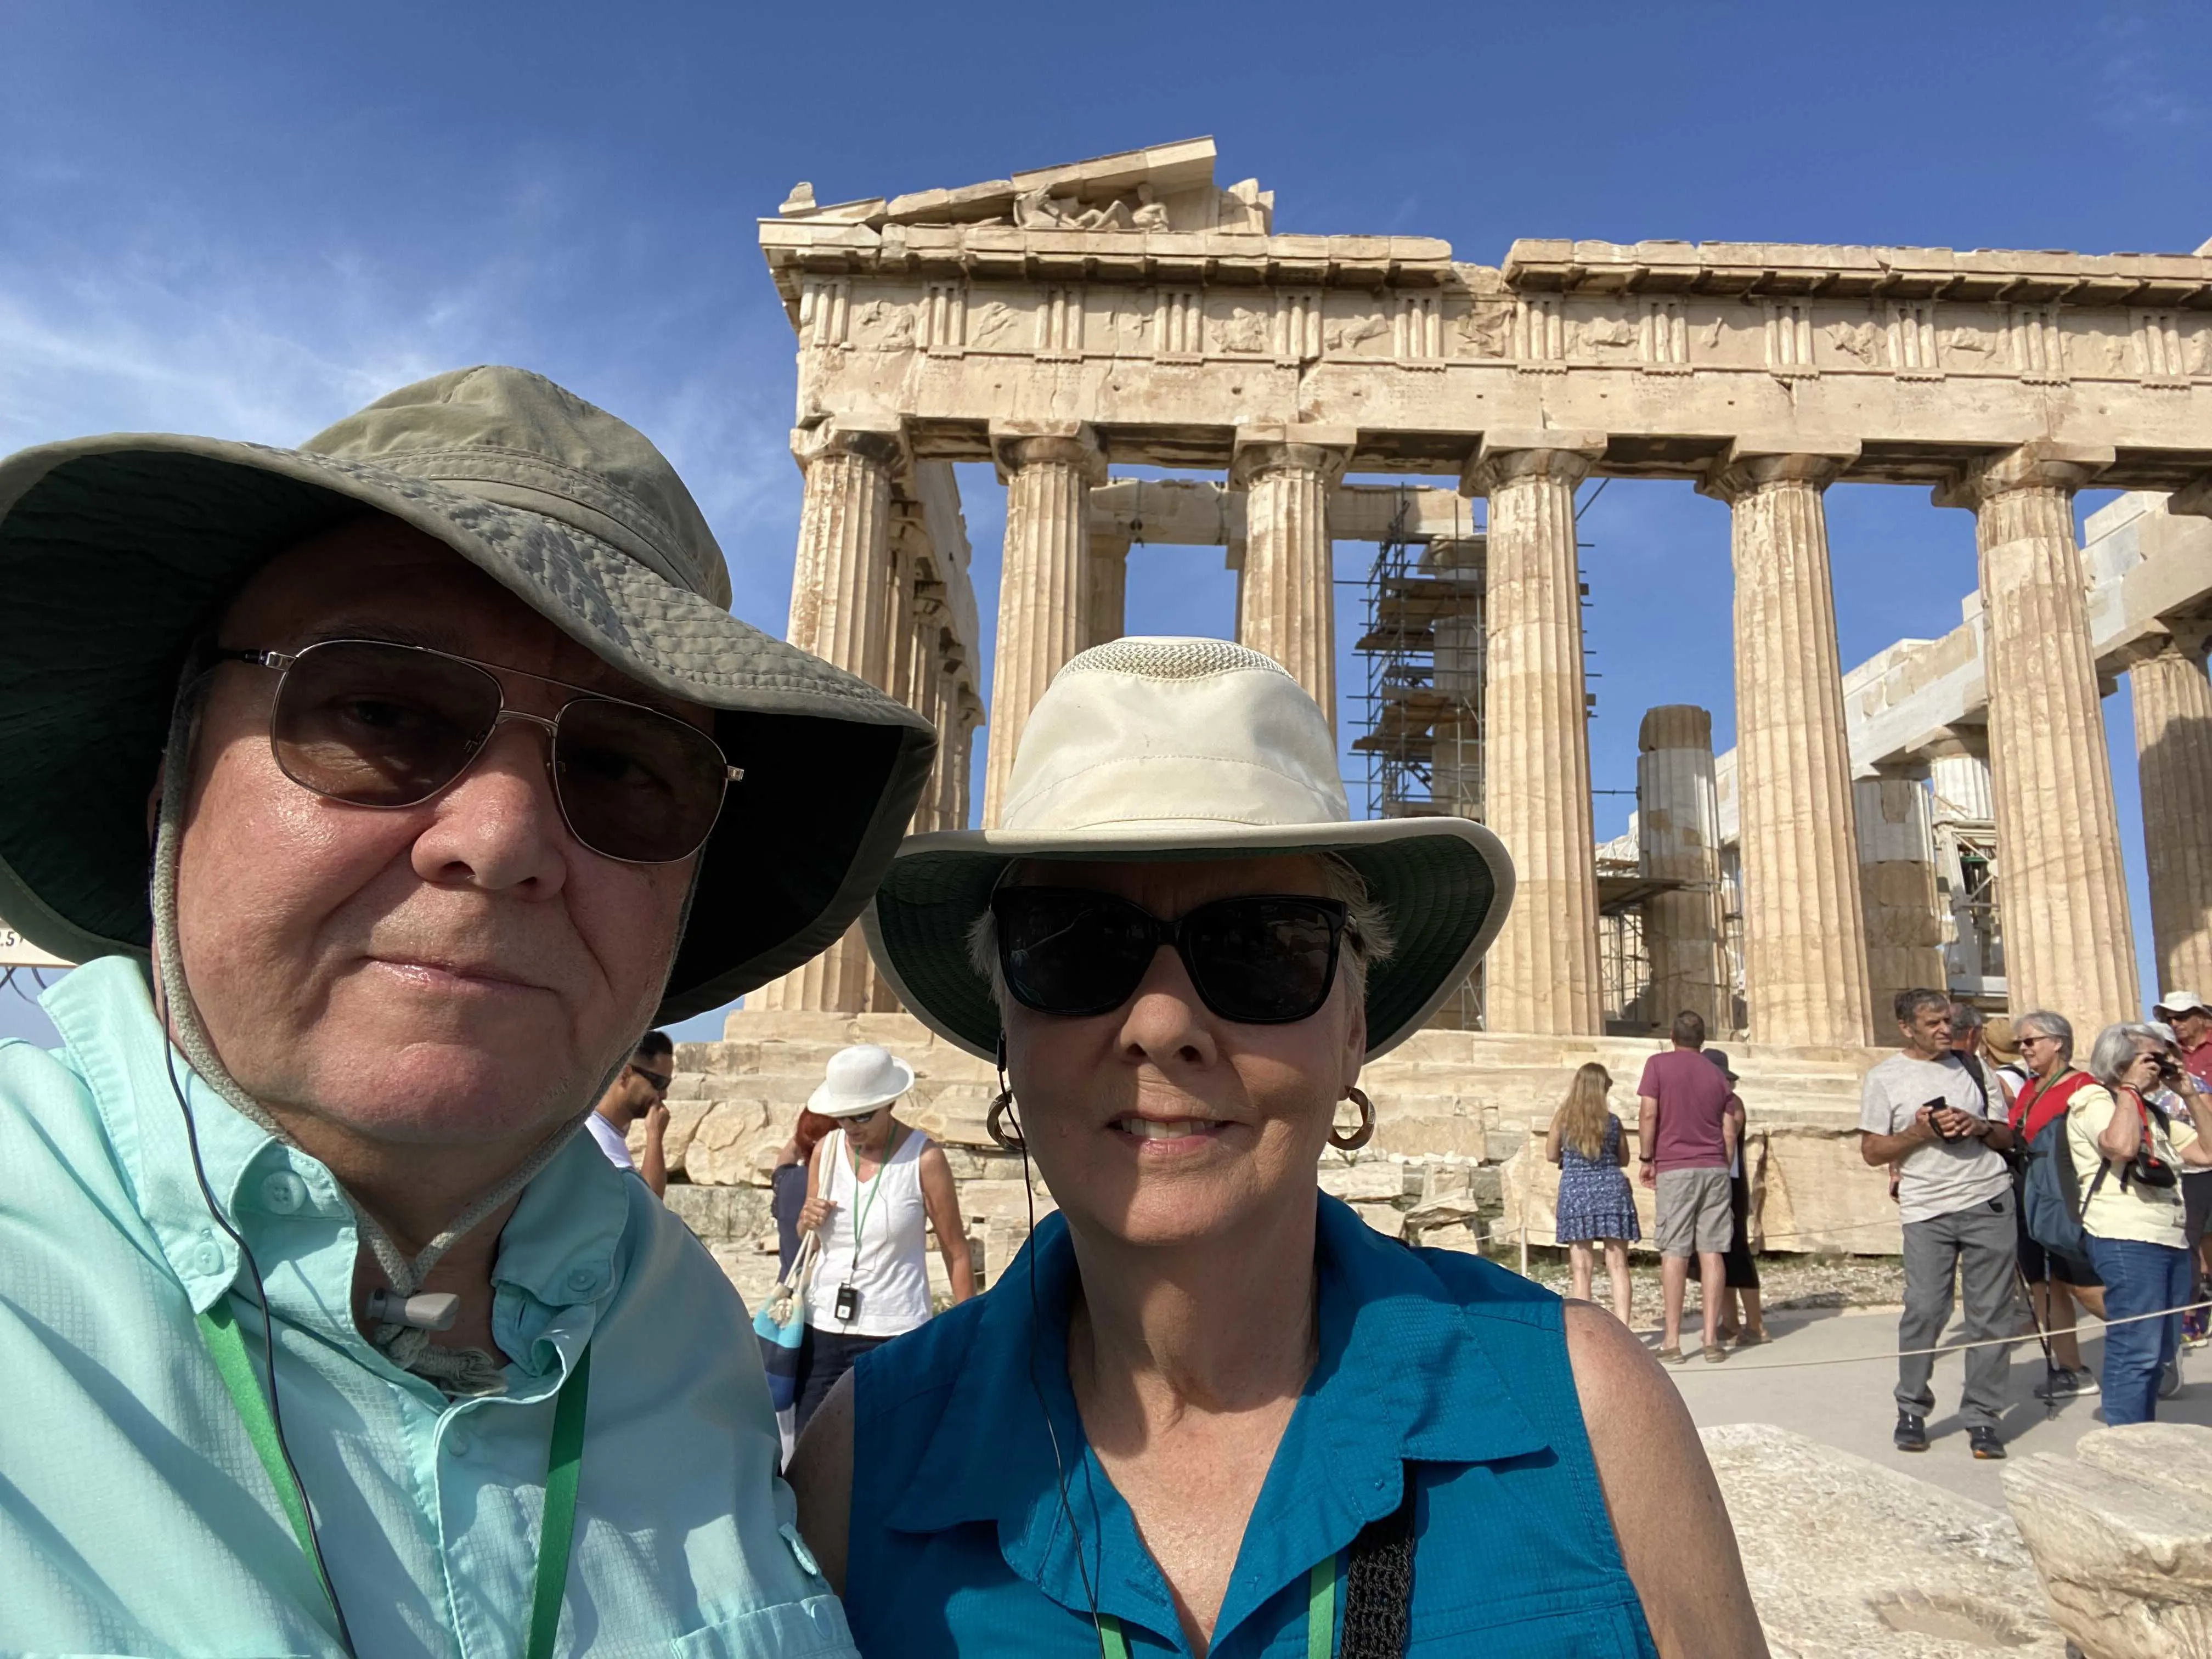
[1340,1464,1417,1658]
[1957,1051,1989,1112]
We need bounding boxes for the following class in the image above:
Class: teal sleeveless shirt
[843,1194,1660,1657]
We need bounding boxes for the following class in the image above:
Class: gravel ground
[1505,1249,1906,1330]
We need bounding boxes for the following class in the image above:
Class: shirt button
[193,1238,224,1274]
[446,1430,472,1458]
[261,1172,307,1214]
[566,1266,602,1295]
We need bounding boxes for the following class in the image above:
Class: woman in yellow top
[2073,1022,2212,1423]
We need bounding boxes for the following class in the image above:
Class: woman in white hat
[792,1043,974,1429]
[791,639,1761,1657]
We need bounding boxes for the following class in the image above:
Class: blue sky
[3,0,2207,1048]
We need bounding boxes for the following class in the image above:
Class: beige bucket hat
[0,365,935,1020]
[863,636,1514,1059]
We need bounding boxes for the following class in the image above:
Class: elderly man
[0,369,931,1654]
[1859,988,2018,1458]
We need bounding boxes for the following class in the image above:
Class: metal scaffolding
[1352,493,1487,1026]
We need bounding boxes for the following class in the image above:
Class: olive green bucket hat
[0,365,934,1021]
[863,636,1513,1059]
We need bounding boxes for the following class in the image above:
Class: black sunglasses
[630,1065,673,1094]
[991,887,1350,1025]
[216,639,742,865]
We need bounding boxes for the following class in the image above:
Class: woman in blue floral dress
[1547,1062,1641,1323]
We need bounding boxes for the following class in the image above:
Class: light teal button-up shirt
[0,956,857,1658]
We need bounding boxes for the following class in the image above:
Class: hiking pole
[2011,1262,2064,1418]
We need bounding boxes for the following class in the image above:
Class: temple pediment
[775,136,1274,235]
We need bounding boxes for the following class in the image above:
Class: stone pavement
[1669,1303,2212,1507]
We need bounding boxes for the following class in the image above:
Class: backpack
[2012,1070,2106,1267]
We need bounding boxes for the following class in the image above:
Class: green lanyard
[196,1298,591,1659]
[843,1126,900,1260]
[1098,1555,1336,1658]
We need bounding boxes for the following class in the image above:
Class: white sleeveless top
[804,1126,934,1338]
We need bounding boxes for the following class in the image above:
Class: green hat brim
[862,816,1513,1059]
[0,436,935,1023]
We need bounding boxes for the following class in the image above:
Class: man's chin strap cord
[150,672,602,1396]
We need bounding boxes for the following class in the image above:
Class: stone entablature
[766,144,2212,486]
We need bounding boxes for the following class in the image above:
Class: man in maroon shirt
[1639,1010,1742,1362]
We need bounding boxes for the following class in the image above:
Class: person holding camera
[2076,1023,2212,1424]
[1858,988,2019,1458]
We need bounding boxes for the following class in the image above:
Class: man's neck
[1065,1194,1318,1424]
[592,1097,633,1133]
[267,1107,557,1260]
[1903,1041,1949,1063]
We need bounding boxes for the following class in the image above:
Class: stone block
[1412,1222,1483,1254]
[1351,1201,1405,1239]
[2004,1423,2212,1658]
[1705,1423,2063,1657]
[663,1183,772,1244]
[1317,1161,1404,1202]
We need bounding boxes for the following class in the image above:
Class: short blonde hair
[966,853,1395,1010]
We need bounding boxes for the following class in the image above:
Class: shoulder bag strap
[196,1302,335,1604]
[1340,1464,1417,1658]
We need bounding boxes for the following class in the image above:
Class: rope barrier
[1663,1296,2212,1375]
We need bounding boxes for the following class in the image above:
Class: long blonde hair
[1555,1063,1615,1161]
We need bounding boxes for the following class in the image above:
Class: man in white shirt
[588,1030,674,1196]
[1859,987,2019,1458]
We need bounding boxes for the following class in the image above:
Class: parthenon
[746,135,2212,1047]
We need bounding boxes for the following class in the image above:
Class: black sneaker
[1969,1426,2006,1460]
[2034,1365,2089,1400]
[1894,1411,1929,1452]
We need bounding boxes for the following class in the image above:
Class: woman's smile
[1111,1114,1233,1149]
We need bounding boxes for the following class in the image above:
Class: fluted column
[756,419,906,1013]
[1938,442,2137,1028]
[1639,705,1727,1033]
[909,586,953,833]
[884,524,921,709]
[1855,770,1948,1029]
[1926,731,1995,823]
[2132,630,2212,995]
[1087,530,1131,649]
[984,422,1104,827]
[943,685,980,831]
[1703,446,1873,1047]
[1231,427,1352,726]
[1461,436,1605,1035]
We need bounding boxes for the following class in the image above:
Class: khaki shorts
[1655,1167,1734,1257]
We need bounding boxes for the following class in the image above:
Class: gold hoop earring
[1329,1086,1375,1152]
[986,1088,1026,1153]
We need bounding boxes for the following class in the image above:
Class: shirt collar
[42,956,631,1359]
[886,1192,1548,1617]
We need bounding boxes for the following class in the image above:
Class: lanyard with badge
[195,1301,590,1659]
[834,1125,900,1323]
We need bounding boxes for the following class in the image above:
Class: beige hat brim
[862,812,1514,1061]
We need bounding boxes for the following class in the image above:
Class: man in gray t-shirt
[1858,988,2020,1459]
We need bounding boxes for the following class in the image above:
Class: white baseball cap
[806,1044,917,1118]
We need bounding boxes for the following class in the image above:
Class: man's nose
[409,720,571,893]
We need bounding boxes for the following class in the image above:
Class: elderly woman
[792,639,1763,1658]
[2078,1021,2212,1423]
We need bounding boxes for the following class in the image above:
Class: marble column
[1937,442,2137,1028]
[884,523,921,709]
[1926,731,1996,823]
[2132,629,2212,996]
[1231,427,1352,726]
[756,419,905,1014]
[942,683,980,832]
[1703,445,1873,1047]
[1087,530,1131,649]
[984,422,1103,827]
[1460,435,1605,1035]
[1638,705,1726,1033]
[1854,770,1948,1030]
